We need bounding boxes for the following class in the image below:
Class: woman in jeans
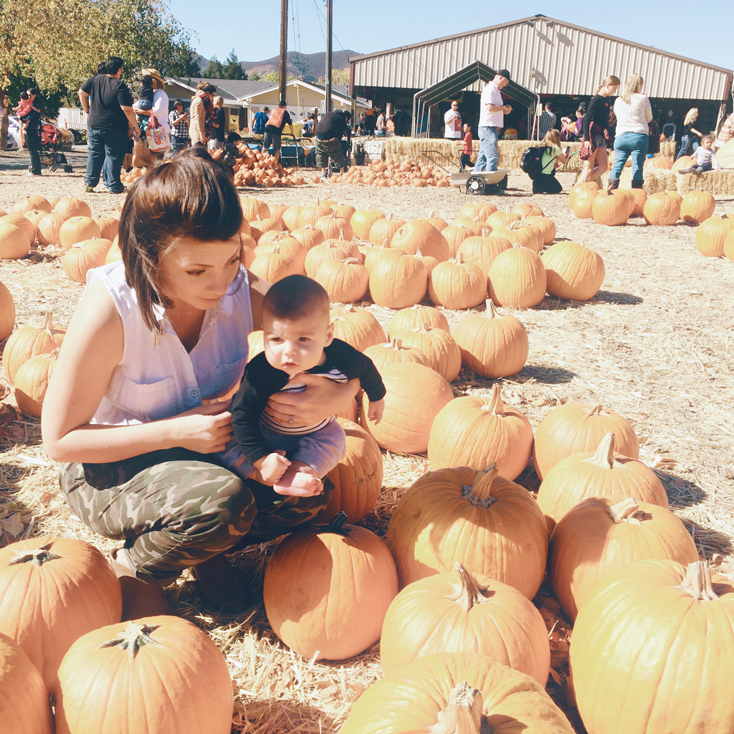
[676,108,703,159]
[578,76,620,183]
[608,74,652,190]
[168,99,190,156]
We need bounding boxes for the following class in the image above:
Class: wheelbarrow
[417,150,509,195]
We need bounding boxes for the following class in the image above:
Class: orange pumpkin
[1,213,36,244]
[643,192,681,226]
[263,513,398,660]
[391,220,451,261]
[536,432,668,534]
[549,495,698,620]
[390,323,461,382]
[592,189,629,226]
[305,240,359,278]
[2,311,65,386]
[488,244,547,309]
[368,249,427,308]
[360,361,453,453]
[350,209,386,240]
[428,385,533,480]
[695,215,734,257]
[53,196,91,219]
[12,194,52,215]
[314,257,369,303]
[387,465,548,598]
[0,280,15,340]
[570,187,600,219]
[0,537,122,691]
[541,241,605,301]
[330,305,386,351]
[380,564,550,683]
[0,222,31,260]
[452,300,529,378]
[367,215,405,247]
[59,216,101,250]
[62,239,112,283]
[54,616,233,734]
[290,224,325,250]
[457,232,512,276]
[364,337,431,373]
[680,190,716,223]
[428,254,487,310]
[643,155,673,170]
[248,246,299,283]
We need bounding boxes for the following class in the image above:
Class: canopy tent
[411,61,539,138]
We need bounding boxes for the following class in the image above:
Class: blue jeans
[676,135,699,160]
[85,126,129,193]
[611,132,649,181]
[474,126,499,172]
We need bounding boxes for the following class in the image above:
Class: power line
[292,0,302,53]
[310,0,345,51]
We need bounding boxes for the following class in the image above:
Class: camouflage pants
[60,448,332,584]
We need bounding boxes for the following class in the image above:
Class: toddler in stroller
[38,123,73,173]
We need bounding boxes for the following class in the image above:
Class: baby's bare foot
[274,466,323,496]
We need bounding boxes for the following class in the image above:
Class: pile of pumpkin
[0,536,235,733]
[241,197,605,314]
[229,144,310,187]
[324,158,452,187]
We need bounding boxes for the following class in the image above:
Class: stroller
[38,123,73,173]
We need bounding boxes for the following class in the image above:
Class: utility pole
[324,0,332,113]
[279,0,288,104]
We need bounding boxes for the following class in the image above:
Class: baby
[679,135,720,175]
[231,275,385,496]
[133,74,154,131]
[13,91,39,127]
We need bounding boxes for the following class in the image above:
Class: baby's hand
[368,398,385,424]
[254,452,290,484]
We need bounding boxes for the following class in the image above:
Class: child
[230,275,385,496]
[133,74,154,132]
[532,129,570,194]
[459,123,473,172]
[678,135,720,175]
[14,91,40,149]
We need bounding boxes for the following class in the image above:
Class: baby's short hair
[701,134,713,145]
[263,275,330,322]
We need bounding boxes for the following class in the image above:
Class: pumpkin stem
[678,561,719,602]
[391,338,403,350]
[99,621,161,658]
[9,543,61,566]
[447,563,491,611]
[41,311,54,334]
[484,300,498,319]
[462,465,499,507]
[319,511,351,536]
[585,432,617,469]
[481,384,505,416]
[608,497,642,524]
[428,682,492,734]
[586,404,603,417]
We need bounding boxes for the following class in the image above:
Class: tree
[0,0,195,148]
[261,72,279,83]
[317,68,350,86]
[249,70,261,81]
[202,56,224,79]
[222,50,246,80]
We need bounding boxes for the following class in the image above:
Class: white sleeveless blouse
[87,261,253,426]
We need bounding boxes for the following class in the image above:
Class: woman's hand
[166,402,233,453]
[265,374,360,427]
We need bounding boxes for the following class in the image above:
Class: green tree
[317,68,350,86]
[222,50,246,80]
[249,70,261,81]
[0,0,195,148]
[202,56,223,79]
[261,71,279,83]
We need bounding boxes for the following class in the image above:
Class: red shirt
[462,131,473,154]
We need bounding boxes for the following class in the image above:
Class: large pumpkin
[0,537,122,690]
[314,257,369,303]
[364,337,431,373]
[59,216,101,250]
[369,249,428,309]
[643,192,681,226]
[428,254,487,310]
[533,402,639,480]
[541,241,605,301]
[380,564,550,684]
[350,208,385,239]
[330,305,385,351]
[387,465,548,598]
[456,232,512,276]
[368,215,406,246]
[36,212,67,246]
[315,419,383,523]
[263,513,398,660]
[680,190,716,223]
[13,349,59,417]
[388,304,450,336]
[549,495,698,620]
[0,222,31,260]
[360,361,453,453]
[339,653,574,734]
[695,215,734,257]
[0,280,15,341]
[54,616,233,734]
[592,189,629,226]
[53,196,91,219]
[427,385,533,480]
[536,432,668,534]
[571,560,734,734]
[62,238,112,283]
[391,219,451,261]
[0,633,53,733]
[390,323,461,383]
[488,244,547,309]
[452,300,528,378]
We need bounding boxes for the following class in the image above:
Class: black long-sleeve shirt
[231,338,385,464]
[582,94,612,141]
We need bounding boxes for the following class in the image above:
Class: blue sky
[170,1,732,71]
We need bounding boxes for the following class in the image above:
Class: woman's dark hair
[106,56,124,75]
[28,87,39,97]
[118,147,243,334]
[263,275,329,322]
[196,81,216,94]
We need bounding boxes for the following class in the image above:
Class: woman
[532,129,569,194]
[189,81,215,147]
[41,149,359,617]
[578,76,620,183]
[608,73,652,190]
[24,88,42,176]
[168,99,190,156]
[676,108,703,159]
[143,68,170,158]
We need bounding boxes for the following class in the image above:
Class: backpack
[520,146,551,179]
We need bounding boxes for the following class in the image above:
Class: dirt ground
[1,146,734,733]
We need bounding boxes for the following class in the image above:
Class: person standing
[168,100,189,156]
[24,88,43,177]
[538,102,556,138]
[208,96,226,152]
[676,108,703,159]
[79,56,140,194]
[263,100,295,163]
[578,75,620,183]
[189,82,215,147]
[444,100,462,140]
[473,69,512,173]
[144,69,170,158]
[252,106,269,136]
[375,108,386,137]
[608,73,652,190]
[314,109,350,179]
[458,123,473,172]
[716,111,734,151]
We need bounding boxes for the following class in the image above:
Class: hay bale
[598,169,677,193]
[676,170,734,196]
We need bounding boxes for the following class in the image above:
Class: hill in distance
[199,50,358,82]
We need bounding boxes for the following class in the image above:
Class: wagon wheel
[466,176,486,195]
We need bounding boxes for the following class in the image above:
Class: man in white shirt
[444,100,462,139]
[474,69,512,172]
